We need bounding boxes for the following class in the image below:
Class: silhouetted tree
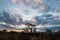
[25,23,36,33]
[45,29,52,40]
[45,29,52,34]
[2,30,7,32]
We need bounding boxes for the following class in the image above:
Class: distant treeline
[0,30,60,40]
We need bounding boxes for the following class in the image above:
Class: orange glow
[36,0,42,3]
[11,30,25,32]
[12,0,19,3]
[12,0,17,3]
[6,29,25,32]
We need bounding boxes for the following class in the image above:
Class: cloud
[12,0,20,3]
[40,25,60,31]
[35,13,60,25]
[0,24,15,30]
[49,20,60,25]
[0,10,23,26]
[0,0,60,30]
[42,0,60,12]
[0,8,37,29]
[11,0,60,13]
[12,0,17,3]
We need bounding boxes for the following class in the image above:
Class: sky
[0,0,60,31]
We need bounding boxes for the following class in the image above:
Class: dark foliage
[0,31,60,40]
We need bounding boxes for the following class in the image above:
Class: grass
[0,31,60,40]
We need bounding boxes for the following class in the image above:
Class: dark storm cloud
[0,24,15,29]
[35,14,60,25]
[49,20,60,25]
[0,10,23,25]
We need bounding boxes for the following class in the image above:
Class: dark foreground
[0,31,60,40]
